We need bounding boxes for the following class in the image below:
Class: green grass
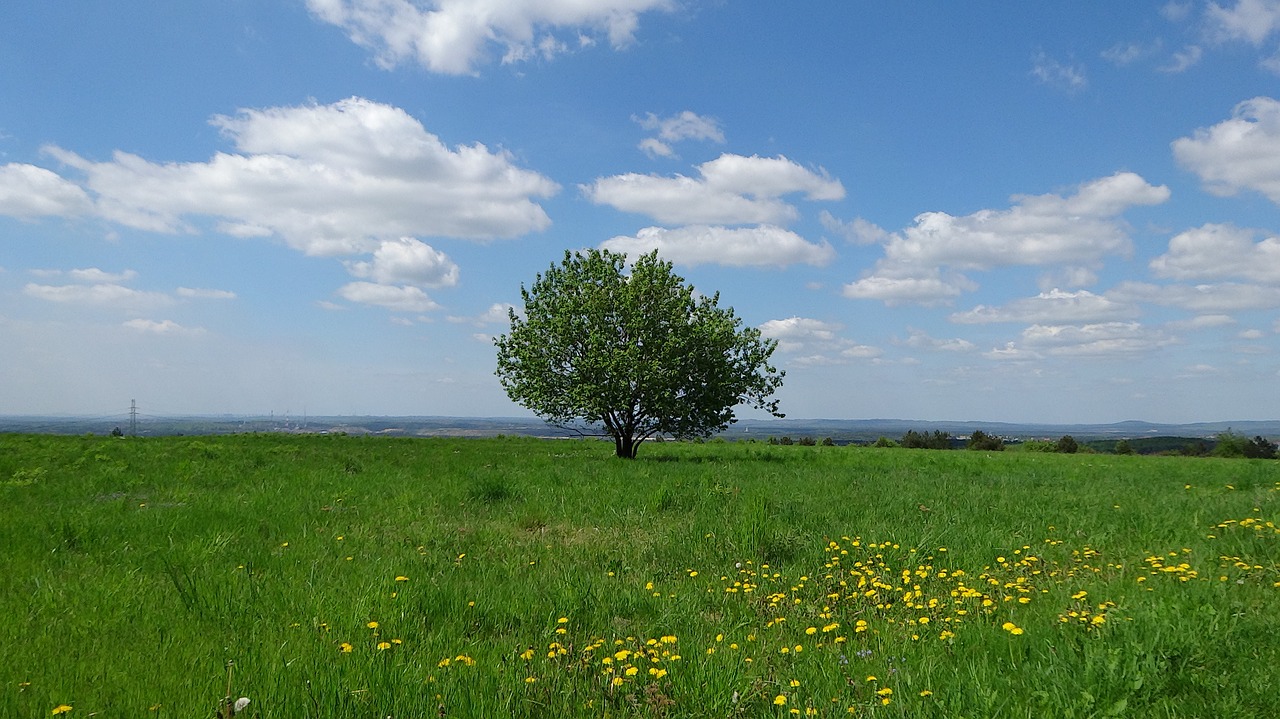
[2,434,1278,718]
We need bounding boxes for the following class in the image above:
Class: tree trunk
[614,433,638,459]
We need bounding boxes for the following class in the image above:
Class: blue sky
[3,1,1280,423]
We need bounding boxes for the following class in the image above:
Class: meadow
[2,433,1277,718]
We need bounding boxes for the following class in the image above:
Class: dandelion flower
[395,576,409,582]
[367,621,379,629]
[377,641,391,650]
[339,642,353,653]
[774,695,788,706]
[51,706,73,716]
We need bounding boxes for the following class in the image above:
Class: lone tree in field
[494,249,785,458]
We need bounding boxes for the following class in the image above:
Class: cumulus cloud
[583,153,844,225]
[306,0,673,74]
[600,225,835,268]
[336,281,440,312]
[758,316,881,365]
[24,282,172,309]
[819,211,889,245]
[950,289,1139,325]
[345,237,460,287]
[0,163,93,219]
[1150,223,1280,282]
[899,328,975,353]
[842,271,976,307]
[1205,0,1280,45]
[634,111,725,158]
[176,287,237,300]
[447,302,517,325]
[1111,280,1280,311]
[1173,97,1280,205]
[20,97,557,256]
[1018,322,1175,357]
[122,318,205,336]
[842,172,1168,307]
[1160,44,1204,72]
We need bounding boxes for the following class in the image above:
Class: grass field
[2,434,1278,718]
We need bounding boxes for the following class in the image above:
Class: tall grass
[1,434,1277,717]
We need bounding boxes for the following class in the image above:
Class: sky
[2,1,1280,424]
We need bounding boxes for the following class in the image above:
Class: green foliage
[1114,439,1134,455]
[1056,435,1080,454]
[1213,431,1279,459]
[494,249,784,458]
[966,430,1005,451]
[901,429,954,450]
[872,436,898,448]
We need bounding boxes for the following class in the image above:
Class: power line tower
[130,399,138,437]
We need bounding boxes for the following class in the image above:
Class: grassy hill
[2,434,1278,717]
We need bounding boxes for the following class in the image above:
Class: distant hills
[2,414,1278,442]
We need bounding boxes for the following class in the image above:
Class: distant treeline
[764,430,1278,459]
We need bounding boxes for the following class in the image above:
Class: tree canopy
[494,249,785,458]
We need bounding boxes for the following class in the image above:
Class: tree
[1056,435,1079,454]
[966,430,1004,451]
[494,249,785,458]
[1114,439,1135,455]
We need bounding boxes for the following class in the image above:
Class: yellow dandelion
[395,576,409,582]
[774,695,788,706]
[376,641,391,650]
[367,621,379,629]
[339,642,353,653]
[51,706,73,716]
[611,676,625,687]
[524,677,537,684]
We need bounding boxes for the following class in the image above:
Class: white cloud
[345,237,460,287]
[1150,223,1280,282]
[1205,0,1280,45]
[758,316,881,364]
[880,173,1168,271]
[1173,97,1280,205]
[844,173,1167,307]
[634,111,725,158]
[1159,44,1203,72]
[23,282,173,309]
[306,0,674,75]
[1019,322,1175,357]
[950,289,1139,325]
[32,267,139,284]
[337,282,440,312]
[122,318,205,336]
[1167,313,1236,330]
[1037,266,1098,291]
[0,163,93,219]
[1031,51,1087,92]
[600,225,835,268]
[176,287,237,300]
[447,302,516,325]
[1240,328,1266,339]
[1102,41,1149,66]
[583,153,844,225]
[983,342,1042,361]
[26,97,557,256]
[819,212,889,245]
[1112,280,1280,311]
[899,328,975,353]
[842,272,976,307]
